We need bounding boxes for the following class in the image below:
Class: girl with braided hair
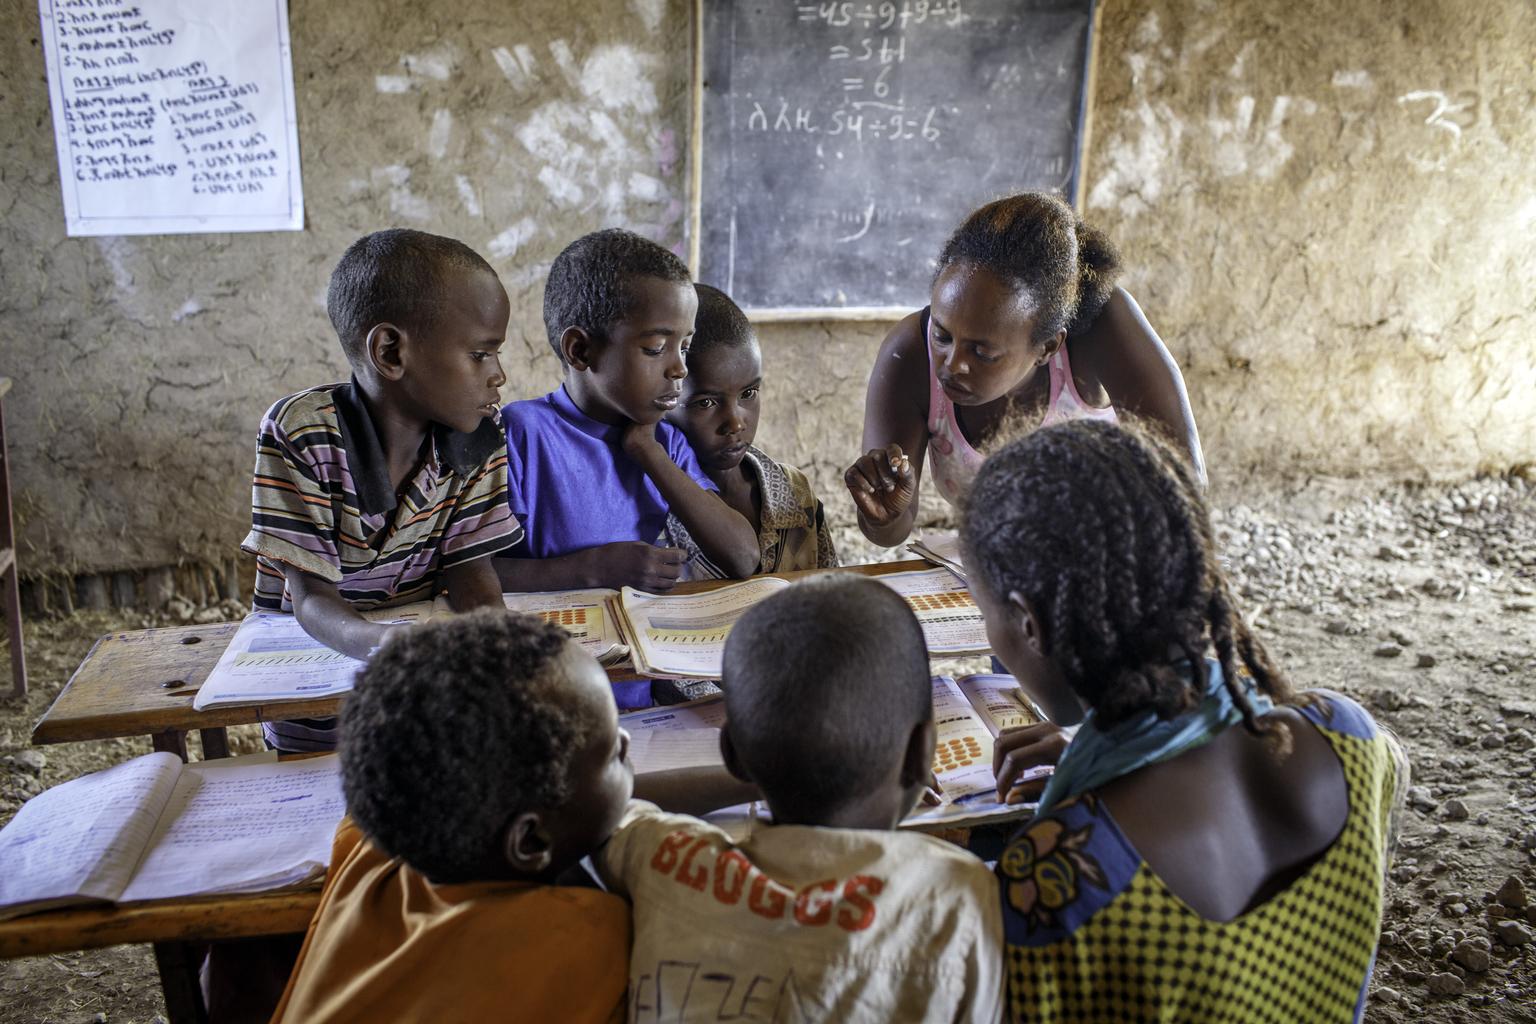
[963,420,1405,1023]
[846,191,1204,548]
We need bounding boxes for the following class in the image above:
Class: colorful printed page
[193,602,433,710]
[497,590,630,666]
[872,568,991,655]
[905,674,1046,829]
[617,577,791,679]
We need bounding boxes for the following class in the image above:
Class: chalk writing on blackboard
[697,0,1096,316]
[36,0,305,237]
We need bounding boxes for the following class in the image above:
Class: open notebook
[615,567,991,679]
[0,752,344,920]
[194,589,628,711]
[621,673,1045,831]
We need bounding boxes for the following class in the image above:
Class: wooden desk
[31,560,934,757]
[0,887,321,960]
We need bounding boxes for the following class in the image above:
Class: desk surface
[32,559,933,746]
[0,887,321,959]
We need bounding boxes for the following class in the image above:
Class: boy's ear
[900,718,937,789]
[719,724,754,785]
[501,811,554,875]
[1008,590,1049,657]
[366,323,408,382]
[561,326,598,371]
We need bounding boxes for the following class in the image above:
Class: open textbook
[194,589,627,711]
[615,567,991,679]
[0,752,344,920]
[621,673,1045,831]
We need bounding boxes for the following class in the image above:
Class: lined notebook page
[120,754,345,902]
[0,752,184,918]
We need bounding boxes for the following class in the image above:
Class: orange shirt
[271,820,629,1024]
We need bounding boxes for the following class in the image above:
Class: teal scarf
[1036,659,1274,814]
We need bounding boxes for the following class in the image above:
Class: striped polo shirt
[241,379,521,749]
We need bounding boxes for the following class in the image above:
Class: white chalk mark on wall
[630,0,664,33]
[1332,70,1372,88]
[372,165,432,220]
[400,46,458,81]
[455,175,482,216]
[488,218,540,260]
[549,40,582,89]
[628,172,666,202]
[428,110,454,159]
[581,46,660,114]
[375,75,412,93]
[1398,90,1470,141]
[172,298,204,323]
[493,45,538,90]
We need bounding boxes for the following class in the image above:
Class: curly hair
[340,609,583,884]
[960,420,1292,735]
[542,228,692,361]
[327,228,497,365]
[934,192,1122,343]
[688,283,755,363]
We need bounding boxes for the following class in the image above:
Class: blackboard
[693,0,1098,318]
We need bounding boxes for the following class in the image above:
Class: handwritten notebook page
[120,754,344,902]
[0,752,184,918]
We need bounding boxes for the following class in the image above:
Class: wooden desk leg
[152,729,190,761]
[152,940,210,1024]
[199,727,230,759]
[0,390,24,700]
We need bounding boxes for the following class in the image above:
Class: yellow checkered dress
[997,692,1403,1023]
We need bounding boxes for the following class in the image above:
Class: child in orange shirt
[271,610,636,1024]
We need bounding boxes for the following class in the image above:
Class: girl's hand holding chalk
[844,442,917,527]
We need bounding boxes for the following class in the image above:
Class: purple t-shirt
[502,385,717,559]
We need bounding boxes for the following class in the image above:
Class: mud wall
[1,0,1532,578]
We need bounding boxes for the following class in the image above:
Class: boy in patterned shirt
[663,283,837,579]
[242,229,522,751]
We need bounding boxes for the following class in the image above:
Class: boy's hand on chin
[620,420,667,465]
[584,541,687,592]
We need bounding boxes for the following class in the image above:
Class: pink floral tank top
[924,308,1119,506]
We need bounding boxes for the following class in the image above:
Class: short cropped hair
[542,228,691,361]
[722,575,930,821]
[327,228,496,365]
[935,192,1122,343]
[340,610,584,884]
[688,283,755,363]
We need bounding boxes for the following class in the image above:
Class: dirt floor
[2,474,1534,1023]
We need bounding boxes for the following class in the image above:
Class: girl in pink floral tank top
[848,192,1204,547]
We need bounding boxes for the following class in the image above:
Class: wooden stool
[0,378,26,699]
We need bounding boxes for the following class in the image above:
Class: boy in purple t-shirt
[495,230,758,593]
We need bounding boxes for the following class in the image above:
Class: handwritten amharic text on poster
[37,0,304,236]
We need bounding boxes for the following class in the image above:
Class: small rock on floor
[1426,971,1466,996]
[1495,919,1535,946]
[1497,875,1528,910]
[1375,642,1405,658]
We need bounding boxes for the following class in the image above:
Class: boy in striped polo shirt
[242,229,522,751]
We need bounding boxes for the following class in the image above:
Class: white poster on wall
[36,0,304,237]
